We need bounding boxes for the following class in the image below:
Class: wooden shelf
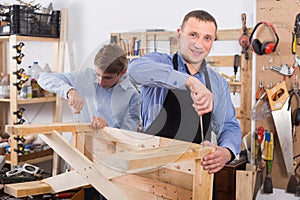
[0,98,10,102]
[0,35,59,42]
[5,148,53,165]
[17,96,56,104]
[0,96,56,104]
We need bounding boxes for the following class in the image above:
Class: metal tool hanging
[266,81,294,175]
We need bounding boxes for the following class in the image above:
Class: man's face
[177,17,216,71]
[95,68,122,89]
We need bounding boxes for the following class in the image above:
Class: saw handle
[266,81,289,111]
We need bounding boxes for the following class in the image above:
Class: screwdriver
[233,54,240,81]
[200,115,204,145]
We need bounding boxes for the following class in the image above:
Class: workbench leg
[10,135,18,168]
[52,152,59,175]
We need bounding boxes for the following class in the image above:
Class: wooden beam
[4,181,51,198]
[5,123,92,135]
[216,28,252,41]
[42,170,90,193]
[39,130,130,199]
[112,174,192,200]
[91,127,161,149]
[193,159,213,200]
[207,55,234,67]
[100,143,213,172]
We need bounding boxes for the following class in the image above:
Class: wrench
[271,64,294,76]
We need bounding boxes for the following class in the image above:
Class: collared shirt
[38,68,140,131]
[127,52,242,156]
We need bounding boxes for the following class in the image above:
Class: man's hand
[67,89,84,114]
[185,76,213,116]
[91,116,108,129]
[201,141,232,173]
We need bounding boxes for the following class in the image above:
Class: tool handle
[292,33,297,55]
[257,126,264,144]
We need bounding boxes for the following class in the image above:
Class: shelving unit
[0,35,59,167]
[111,29,252,137]
[0,9,67,169]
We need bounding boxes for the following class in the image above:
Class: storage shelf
[0,35,59,42]
[17,96,56,104]
[0,96,56,104]
[5,148,53,165]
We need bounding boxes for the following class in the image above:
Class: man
[38,43,140,131]
[128,10,241,178]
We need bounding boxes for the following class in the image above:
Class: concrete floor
[256,188,300,200]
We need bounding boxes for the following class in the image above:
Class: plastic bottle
[43,63,52,72]
[29,61,42,80]
[27,85,32,99]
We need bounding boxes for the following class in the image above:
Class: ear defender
[251,38,264,55]
[249,22,279,55]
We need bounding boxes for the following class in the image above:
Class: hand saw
[266,81,294,175]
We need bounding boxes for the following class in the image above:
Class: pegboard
[256,0,300,190]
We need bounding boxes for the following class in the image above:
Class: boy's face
[95,68,122,89]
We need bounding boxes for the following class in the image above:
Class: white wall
[2,0,255,123]
[54,0,255,67]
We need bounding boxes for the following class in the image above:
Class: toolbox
[0,4,60,38]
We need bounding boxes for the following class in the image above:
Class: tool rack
[254,0,300,189]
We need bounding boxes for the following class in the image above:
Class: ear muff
[251,39,264,55]
[261,41,275,54]
[249,22,279,55]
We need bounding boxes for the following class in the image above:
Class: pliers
[255,81,265,101]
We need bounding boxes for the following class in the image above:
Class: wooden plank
[114,181,167,200]
[207,55,234,67]
[112,173,192,200]
[4,181,51,198]
[236,170,256,200]
[112,29,250,42]
[39,130,130,199]
[17,96,56,104]
[5,123,93,135]
[54,8,68,123]
[239,53,252,136]
[193,159,213,200]
[92,127,161,148]
[100,143,213,172]
[42,170,89,193]
[15,35,59,42]
[139,167,194,190]
[216,29,244,40]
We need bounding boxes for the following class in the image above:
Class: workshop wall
[255,0,300,189]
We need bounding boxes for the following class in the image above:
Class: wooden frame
[5,123,214,200]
